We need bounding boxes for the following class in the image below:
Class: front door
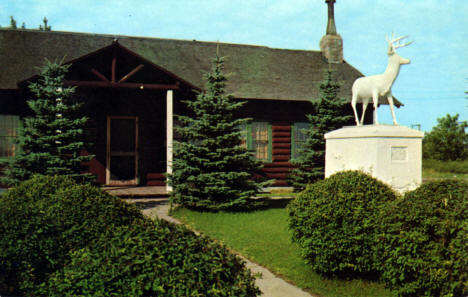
[106,116,138,185]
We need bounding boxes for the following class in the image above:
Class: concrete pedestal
[325,125,424,193]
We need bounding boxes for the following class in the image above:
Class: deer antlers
[387,33,413,54]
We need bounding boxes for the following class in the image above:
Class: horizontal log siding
[272,142,290,149]
[263,122,293,186]
[262,167,292,173]
[146,172,166,186]
[272,131,290,137]
[146,124,296,187]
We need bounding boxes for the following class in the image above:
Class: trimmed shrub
[45,220,260,297]
[287,170,398,277]
[1,174,77,202]
[376,179,468,297]
[0,175,146,296]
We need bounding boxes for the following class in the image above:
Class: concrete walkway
[133,198,315,297]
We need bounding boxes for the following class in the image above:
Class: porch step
[104,186,168,198]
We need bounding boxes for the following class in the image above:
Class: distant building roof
[0,29,398,105]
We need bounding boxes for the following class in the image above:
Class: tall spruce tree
[168,53,268,211]
[290,70,352,191]
[9,16,17,29]
[1,60,93,185]
[39,17,51,31]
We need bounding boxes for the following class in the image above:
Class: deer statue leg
[387,93,398,125]
[372,91,379,125]
[360,98,369,125]
[351,93,360,126]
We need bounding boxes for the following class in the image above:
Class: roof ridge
[0,28,367,104]
[0,28,320,53]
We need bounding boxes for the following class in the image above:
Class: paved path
[134,198,315,297]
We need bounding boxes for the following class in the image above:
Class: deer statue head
[387,32,413,65]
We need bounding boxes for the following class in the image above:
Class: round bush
[376,179,468,297]
[45,220,260,297]
[287,170,398,277]
[0,175,146,296]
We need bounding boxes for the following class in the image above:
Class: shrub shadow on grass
[180,198,294,213]
[125,198,169,210]
[249,198,293,210]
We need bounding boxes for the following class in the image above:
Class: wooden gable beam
[118,64,144,83]
[111,52,116,83]
[63,80,180,90]
[90,68,110,82]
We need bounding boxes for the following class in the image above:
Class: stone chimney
[319,0,343,63]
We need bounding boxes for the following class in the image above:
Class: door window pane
[110,118,136,152]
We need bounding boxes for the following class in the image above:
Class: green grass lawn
[171,206,392,297]
[422,159,468,181]
[422,168,468,180]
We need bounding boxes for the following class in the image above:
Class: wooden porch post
[166,90,173,192]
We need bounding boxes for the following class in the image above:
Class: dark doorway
[106,116,138,185]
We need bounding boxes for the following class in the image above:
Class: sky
[1,0,467,131]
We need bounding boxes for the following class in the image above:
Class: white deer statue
[351,33,413,126]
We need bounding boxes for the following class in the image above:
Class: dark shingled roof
[0,29,400,105]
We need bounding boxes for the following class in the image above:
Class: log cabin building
[0,1,396,188]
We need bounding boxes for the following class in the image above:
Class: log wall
[263,122,293,186]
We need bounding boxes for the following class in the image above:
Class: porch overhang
[63,80,180,90]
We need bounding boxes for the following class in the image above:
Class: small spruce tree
[290,70,352,191]
[1,60,93,185]
[39,17,51,31]
[168,53,268,211]
[9,16,17,29]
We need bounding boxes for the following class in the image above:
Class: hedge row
[0,175,146,295]
[45,221,259,297]
[377,179,468,297]
[288,171,468,297]
[0,175,260,297]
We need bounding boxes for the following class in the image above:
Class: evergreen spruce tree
[1,60,93,185]
[9,16,17,29]
[168,53,268,211]
[290,70,352,191]
[39,17,51,31]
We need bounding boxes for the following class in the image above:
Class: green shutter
[247,123,252,149]
[291,123,295,160]
[292,122,310,159]
[267,123,272,162]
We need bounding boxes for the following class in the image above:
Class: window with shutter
[0,115,20,159]
[240,122,271,162]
